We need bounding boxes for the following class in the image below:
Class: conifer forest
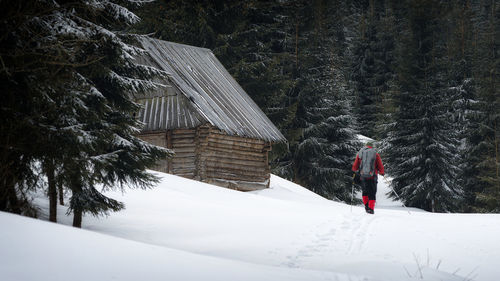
[1,0,499,218]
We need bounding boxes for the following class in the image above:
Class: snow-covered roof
[135,37,286,143]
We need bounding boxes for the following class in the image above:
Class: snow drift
[1,171,498,281]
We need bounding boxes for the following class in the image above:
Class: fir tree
[382,0,464,212]
[349,0,398,140]
[467,0,500,212]
[444,1,480,212]
[274,0,361,201]
[0,0,172,224]
[350,2,380,138]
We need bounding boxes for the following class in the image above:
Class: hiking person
[352,141,385,214]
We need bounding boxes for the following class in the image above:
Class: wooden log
[172,167,195,174]
[172,130,196,136]
[172,161,195,167]
[173,142,197,148]
[172,158,196,165]
[172,128,197,135]
[206,141,264,154]
[205,160,267,171]
[207,136,266,150]
[172,160,196,167]
[137,132,167,147]
[172,132,196,137]
[204,152,266,164]
[172,152,196,158]
[172,136,196,142]
[204,146,266,159]
[204,171,268,182]
[172,147,196,154]
[205,162,269,176]
[205,156,266,169]
[234,180,269,191]
[172,138,195,144]
[206,178,268,191]
[205,171,267,183]
[208,132,266,145]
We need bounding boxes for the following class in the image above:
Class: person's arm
[352,154,360,172]
[376,153,385,175]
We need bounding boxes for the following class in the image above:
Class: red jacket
[352,146,385,179]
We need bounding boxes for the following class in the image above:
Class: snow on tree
[381,0,464,212]
[0,0,172,225]
[273,1,361,201]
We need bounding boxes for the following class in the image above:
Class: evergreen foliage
[349,1,398,140]
[466,0,500,212]
[381,0,464,212]
[444,1,480,212]
[1,0,498,215]
[0,0,171,225]
[134,0,361,202]
[275,1,361,201]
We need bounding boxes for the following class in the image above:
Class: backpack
[358,147,377,179]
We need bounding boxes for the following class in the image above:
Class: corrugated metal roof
[135,37,286,143]
[137,94,204,130]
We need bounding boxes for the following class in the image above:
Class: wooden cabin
[134,37,286,191]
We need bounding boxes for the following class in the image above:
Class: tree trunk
[2,176,21,214]
[58,181,64,205]
[0,176,8,211]
[46,161,57,222]
[70,171,83,228]
[72,208,82,228]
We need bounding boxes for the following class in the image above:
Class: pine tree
[350,1,379,138]
[0,0,171,224]
[382,0,464,212]
[349,0,399,140]
[443,1,480,212]
[467,0,500,212]
[274,0,361,201]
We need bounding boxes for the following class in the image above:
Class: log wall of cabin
[137,132,168,173]
[200,127,271,191]
[138,125,271,191]
[171,128,197,179]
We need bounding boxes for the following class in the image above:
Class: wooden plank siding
[137,124,271,191]
[137,132,168,173]
[171,128,196,179]
[201,128,271,191]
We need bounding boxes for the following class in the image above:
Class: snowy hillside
[1,171,499,281]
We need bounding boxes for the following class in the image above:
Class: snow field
[2,171,499,281]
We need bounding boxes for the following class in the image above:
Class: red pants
[361,178,377,210]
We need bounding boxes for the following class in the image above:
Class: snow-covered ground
[1,171,499,281]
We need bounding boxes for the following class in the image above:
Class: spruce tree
[382,0,464,212]
[350,2,379,138]
[274,1,360,201]
[468,0,500,212]
[0,0,171,224]
[349,0,399,140]
[444,1,480,212]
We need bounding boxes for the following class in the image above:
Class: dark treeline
[0,0,498,216]
[132,0,499,212]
